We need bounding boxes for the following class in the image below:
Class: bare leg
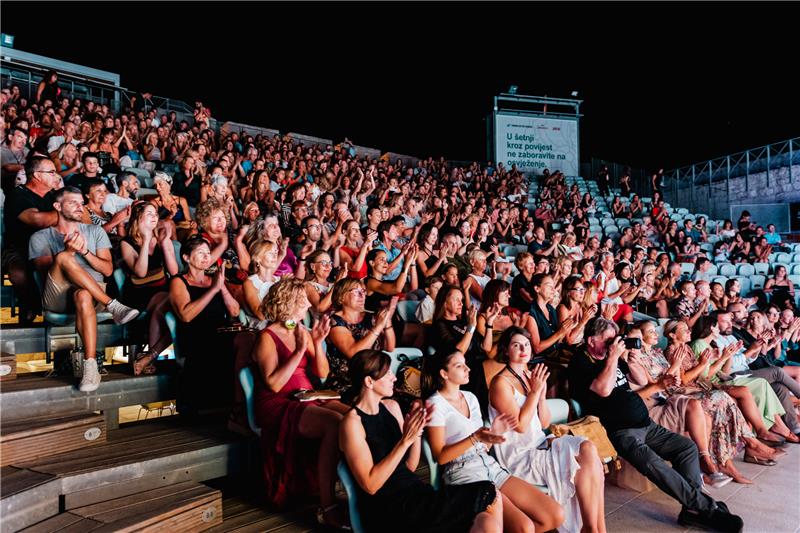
[298,404,343,509]
[573,440,606,533]
[74,289,98,360]
[498,492,535,533]
[471,493,503,533]
[50,253,112,306]
[718,459,752,484]
[501,476,564,533]
[725,385,782,441]
[684,400,717,474]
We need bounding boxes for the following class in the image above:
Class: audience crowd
[4,74,800,532]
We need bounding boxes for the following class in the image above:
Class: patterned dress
[326,313,382,398]
[663,344,753,465]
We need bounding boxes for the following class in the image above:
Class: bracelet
[468,325,476,334]
[82,249,90,257]
[486,323,494,329]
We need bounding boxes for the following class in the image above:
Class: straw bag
[549,415,621,472]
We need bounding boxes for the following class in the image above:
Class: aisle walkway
[605,443,800,533]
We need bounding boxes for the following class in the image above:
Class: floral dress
[664,344,753,465]
[325,313,382,398]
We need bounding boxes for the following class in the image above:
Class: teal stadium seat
[238,366,261,436]
[337,461,366,533]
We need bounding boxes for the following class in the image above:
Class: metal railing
[584,158,652,196]
[663,137,799,213]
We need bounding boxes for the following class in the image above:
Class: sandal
[133,352,157,376]
[316,504,352,531]
[743,454,777,466]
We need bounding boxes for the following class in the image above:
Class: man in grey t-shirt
[29,186,139,392]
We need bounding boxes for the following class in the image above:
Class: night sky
[2,2,797,172]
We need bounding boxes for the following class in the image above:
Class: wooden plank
[1,413,106,467]
[70,481,222,533]
[0,474,61,532]
[64,458,229,510]
[0,466,56,497]
[18,512,103,533]
[1,412,105,440]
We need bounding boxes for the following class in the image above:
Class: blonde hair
[331,278,365,310]
[261,277,307,322]
[195,198,225,231]
[248,239,278,275]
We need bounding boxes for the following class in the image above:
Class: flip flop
[743,454,777,466]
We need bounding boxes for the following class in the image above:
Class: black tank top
[354,404,420,499]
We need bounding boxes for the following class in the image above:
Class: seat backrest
[173,240,184,273]
[792,264,800,276]
[546,398,569,426]
[777,253,791,264]
[789,275,800,288]
[112,268,126,295]
[719,264,737,277]
[750,274,766,290]
[737,264,755,277]
[387,347,423,375]
[337,461,366,533]
[569,398,583,419]
[164,310,180,359]
[753,262,770,276]
[238,366,261,437]
[396,300,420,324]
[421,436,441,490]
[706,264,718,276]
[680,263,695,276]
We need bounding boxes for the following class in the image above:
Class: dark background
[2,2,797,171]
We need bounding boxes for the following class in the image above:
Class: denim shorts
[442,448,511,489]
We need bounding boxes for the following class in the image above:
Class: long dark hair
[421,350,463,399]
[433,284,462,321]
[479,279,510,314]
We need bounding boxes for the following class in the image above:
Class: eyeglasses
[314,260,333,267]
[348,288,367,297]
[570,287,586,292]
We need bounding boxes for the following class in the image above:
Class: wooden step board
[0,364,177,424]
[205,495,319,533]
[11,418,244,509]
[1,413,106,467]
[0,466,61,533]
[20,481,222,533]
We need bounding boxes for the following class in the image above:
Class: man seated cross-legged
[29,186,139,392]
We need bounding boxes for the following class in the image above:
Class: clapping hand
[489,412,518,435]
[528,363,550,396]
[311,315,331,345]
[294,322,309,356]
[402,401,433,444]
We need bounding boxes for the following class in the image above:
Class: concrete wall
[665,164,800,220]
[286,132,332,148]
[221,121,279,139]
[384,152,420,167]
[353,145,381,160]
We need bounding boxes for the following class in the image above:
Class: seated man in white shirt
[102,171,139,215]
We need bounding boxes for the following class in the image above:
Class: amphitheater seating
[337,461,366,533]
[737,264,755,277]
[238,366,261,437]
[750,275,766,290]
[718,264,737,277]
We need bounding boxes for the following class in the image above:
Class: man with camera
[568,318,744,532]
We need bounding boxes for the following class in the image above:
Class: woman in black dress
[169,235,240,415]
[339,349,501,533]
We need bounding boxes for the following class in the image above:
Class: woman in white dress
[423,350,564,533]
[489,326,607,533]
[242,239,279,329]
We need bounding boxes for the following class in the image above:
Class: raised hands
[311,314,332,345]
[528,363,550,396]
[402,400,433,445]
[294,322,309,356]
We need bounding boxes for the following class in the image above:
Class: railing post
[691,165,696,212]
[791,140,794,183]
[766,144,770,188]
[745,151,749,191]
[726,156,730,218]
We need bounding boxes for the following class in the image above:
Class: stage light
[571,90,579,97]
[508,86,518,95]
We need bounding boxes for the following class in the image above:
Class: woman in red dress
[252,277,349,527]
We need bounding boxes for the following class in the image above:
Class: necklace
[505,365,530,395]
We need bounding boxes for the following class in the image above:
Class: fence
[663,137,800,213]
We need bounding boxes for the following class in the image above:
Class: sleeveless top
[243,274,275,329]
[354,404,419,498]
[123,236,167,287]
[174,275,229,356]
[468,273,491,310]
[309,280,331,322]
[529,301,561,359]
[365,277,392,313]
[341,245,367,279]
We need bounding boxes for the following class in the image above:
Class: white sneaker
[79,358,101,392]
[106,299,139,325]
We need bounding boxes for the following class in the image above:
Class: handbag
[549,415,621,473]
[394,353,423,398]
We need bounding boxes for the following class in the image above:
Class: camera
[623,337,642,350]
